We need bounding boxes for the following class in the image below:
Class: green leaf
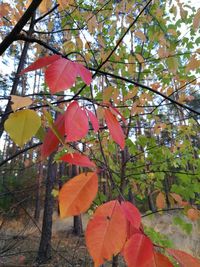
[4,109,41,147]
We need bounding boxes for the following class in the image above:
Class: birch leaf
[4,110,41,147]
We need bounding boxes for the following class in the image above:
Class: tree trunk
[112,255,119,267]
[36,155,57,264]
[34,162,43,221]
[73,215,83,236]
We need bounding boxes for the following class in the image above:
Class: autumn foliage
[5,55,197,266]
[1,0,200,266]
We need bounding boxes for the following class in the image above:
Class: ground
[0,211,199,266]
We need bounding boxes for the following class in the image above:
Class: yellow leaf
[112,88,120,104]
[103,86,114,103]
[135,53,144,64]
[11,95,33,112]
[87,16,97,34]
[96,106,104,120]
[39,0,51,13]
[135,31,146,42]
[76,36,83,49]
[166,57,178,74]
[57,0,69,10]
[193,8,200,30]
[186,55,200,71]
[52,189,59,197]
[4,110,41,147]
[168,29,177,37]
[166,87,173,96]
[154,123,166,135]
[63,41,76,53]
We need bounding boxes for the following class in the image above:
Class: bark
[148,192,156,212]
[112,255,119,267]
[36,155,57,264]
[34,162,43,221]
[73,215,83,236]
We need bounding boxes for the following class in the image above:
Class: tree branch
[142,207,184,218]
[0,142,42,168]
[0,0,43,56]
[34,4,59,23]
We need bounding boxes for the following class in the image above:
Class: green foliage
[144,225,173,248]
[173,216,193,234]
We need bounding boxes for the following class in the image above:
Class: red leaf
[86,200,127,267]
[41,114,65,158]
[60,153,96,168]
[21,56,92,93]
[146,252,174,267]
[109,106,126,124]
[120,201,141,229]
[59,172,98,218]
[65,101,89,142]
[123,233,154,267]
[167,248,200,267]
[45,58,77,93]
[20,55,61,75]
[104,109,125,149]
[87,110,99,132]
[77,63,93,85]
[45,58,92,93]
[126,224,141,240]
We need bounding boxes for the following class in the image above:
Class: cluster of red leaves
[21,55,126,156]
[40,101,126,158]
[21,56,200,267]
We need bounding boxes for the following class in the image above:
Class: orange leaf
[193,9,200,30]
[39,0,51,13]
[120,201,141,229]
[167,248,200,267]
[65,101,89,142]
[156,192,166,209]
[86,200,127,267]
[20,55,61,75]
[59,172,98,218]
[60,153,96,168]
[41,114,65,158]
[170,193,183,205]
[57,0,69,9]
[104,109,125,149]
[123,233,154,267]
[146,252,173,267]
[187,208,199,221]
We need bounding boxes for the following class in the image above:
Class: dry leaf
[11,95,33,112]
